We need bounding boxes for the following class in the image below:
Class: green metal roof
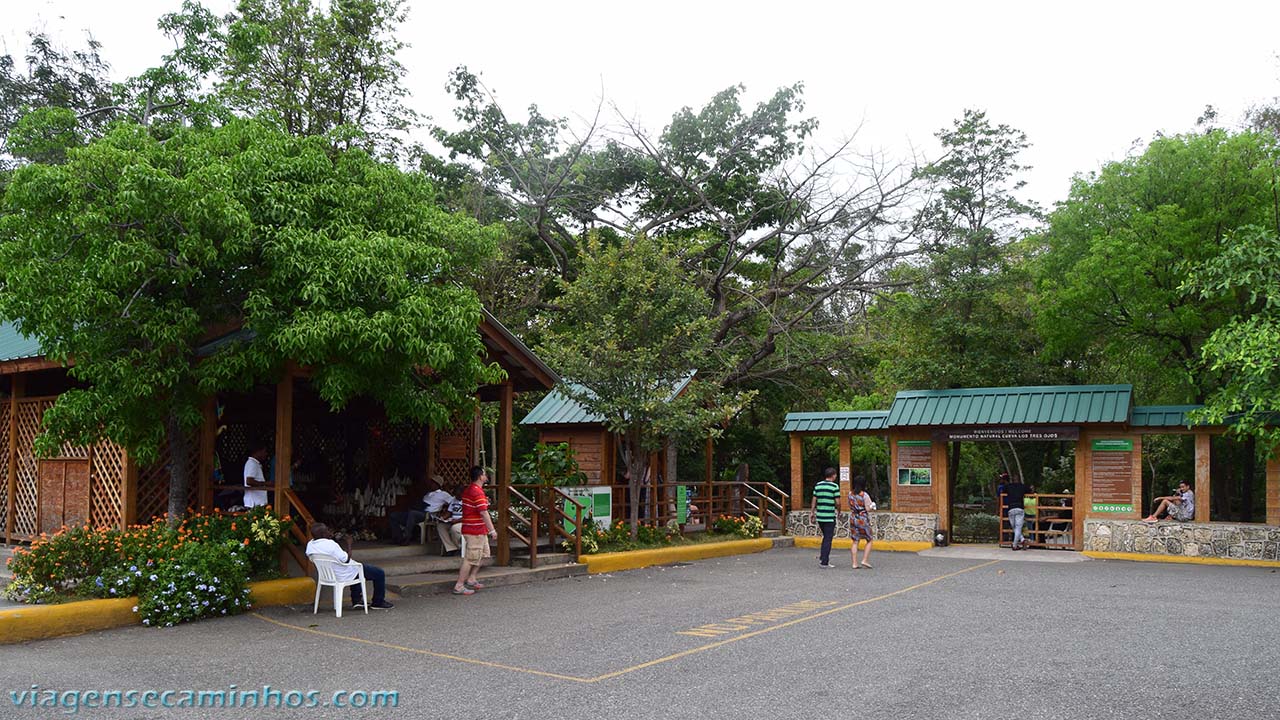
[522,374,695,426]
[0,322,43,363]
[1130,405,1201,428]
[886,384,1133,427]
[782,411,889,433]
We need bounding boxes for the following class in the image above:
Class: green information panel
[1092,503,1134,513]
[1092,439,1134,452]
[677,485,688,524]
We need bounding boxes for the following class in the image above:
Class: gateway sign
[933,426,1080,442]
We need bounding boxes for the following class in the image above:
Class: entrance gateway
[783,384,1280,552]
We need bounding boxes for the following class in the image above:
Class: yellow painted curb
[248,577,317,606]
[0,597,138,644]
[584,538,773,574]
[0,577,317,645]
[792,537,933,553]
[1083,551,1280,569]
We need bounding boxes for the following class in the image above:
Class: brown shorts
[462,534,491,564]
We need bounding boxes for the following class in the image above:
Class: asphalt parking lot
[3,547,1278,719]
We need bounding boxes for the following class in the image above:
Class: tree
[536,234,752,538]
[0,32,114,169]
[200,0,417,158]
[1035,128,1279,403]
[870,110,1046,494]
[1186,224,1280,444]
[0,118,501,522]
[434,74,924,390]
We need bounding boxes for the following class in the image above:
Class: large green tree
[1035,128,1279,403]
[0,118,500,521]
[1186,224,1280,443]
[536,234,753,537]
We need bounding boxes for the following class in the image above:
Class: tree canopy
[0,118,500,519]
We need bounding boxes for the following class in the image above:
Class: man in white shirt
[243,445,271,508]
[305,523,392,610]
[434,492,464,556]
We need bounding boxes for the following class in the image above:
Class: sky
[4,0,1280,208]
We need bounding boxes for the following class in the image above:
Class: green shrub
[136,541,252,628]
[954,512,1000,540]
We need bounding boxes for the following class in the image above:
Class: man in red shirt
[454,465,497,595]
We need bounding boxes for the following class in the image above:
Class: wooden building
[0,312,555,566]
[784,384,1280,551]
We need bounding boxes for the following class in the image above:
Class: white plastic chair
[308,554,368,618]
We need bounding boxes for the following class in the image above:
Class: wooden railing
[506,486,542,567]
[511,480,790,539]
[278,487,316,574]
[998,493,1076,550]
[543,486,584,559]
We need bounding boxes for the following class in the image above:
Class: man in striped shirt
[811,467,840,568]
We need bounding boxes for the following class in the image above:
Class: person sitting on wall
[306,522,394,610]
[1143,481,1195,523]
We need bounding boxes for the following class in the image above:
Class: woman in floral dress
[848,475,875,569]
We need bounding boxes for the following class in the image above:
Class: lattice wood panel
[433,415,476,489]
[292,420,347,493]
[137,433,200,523]
[90,440,125,529]
[11,399,54,539]
[0,402,8,532]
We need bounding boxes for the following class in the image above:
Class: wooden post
[838,434,852,512]
[789,434,802,516]
[1194,433,1211,523]
[888,432,898,513]
[1073,433,1089,551]
[120,449,138,528]
[932,438,950,533]
[274,375,293,512]
[197,398,216,512]
[496,381,513,566]
[6,375,23,544]
[1266,445,1280,526]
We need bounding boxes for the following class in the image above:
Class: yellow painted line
[253,560,999,684]
[583,538,774,574]
[251,613,592,683]
[0,578,317,645]
[586,559,999,682]
[792,537,933,553]
[1083,551,1280,569]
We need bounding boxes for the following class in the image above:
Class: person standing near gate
[848,476,875,569]
[243,445,271,509]
[1001,472,1033,550]
[811,467,840,568]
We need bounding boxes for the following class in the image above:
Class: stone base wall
[787,511,938,543]
[1084,519,1280,561]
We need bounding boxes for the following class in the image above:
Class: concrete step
[349,542,437,563]
[389,563,587,596]
[762,530,784,538]
[769,536,795,549]
[377,555,493,577]
[522,551,575,568]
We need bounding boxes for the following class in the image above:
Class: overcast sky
[5,0,1280,208]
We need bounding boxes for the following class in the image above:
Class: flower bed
[569,514,763,554]
[4,507,290,628]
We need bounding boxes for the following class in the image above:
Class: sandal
[860,563,873,569]
[452,586,475,595]
[465,580,485,590]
